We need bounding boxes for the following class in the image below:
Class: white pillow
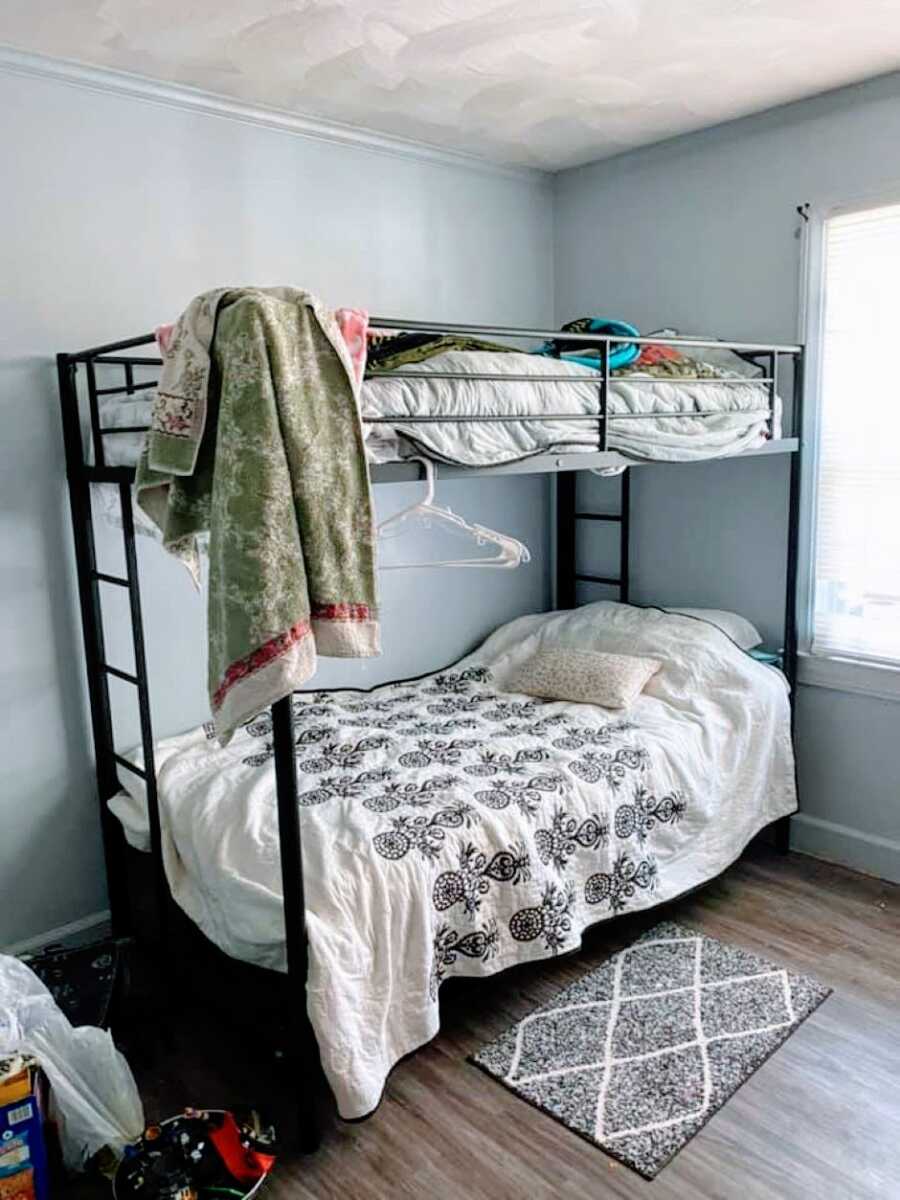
[506,648,661,709]
[664,607,762,651]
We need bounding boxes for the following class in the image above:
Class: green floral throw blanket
[136,287,380,742]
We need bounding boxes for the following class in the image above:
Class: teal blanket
[536,317,640,371]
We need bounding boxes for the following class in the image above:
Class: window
[812,202,900,666]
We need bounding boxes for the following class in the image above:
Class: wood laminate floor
[67,847,899,1199]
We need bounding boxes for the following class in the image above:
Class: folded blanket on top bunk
[136,288,381,742]
[535,316,640,370]
[363,345,777,466]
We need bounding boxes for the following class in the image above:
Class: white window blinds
[813,202,900,664]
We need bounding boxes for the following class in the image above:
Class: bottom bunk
[107,601,796,1121]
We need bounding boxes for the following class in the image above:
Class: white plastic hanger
[377,457,531,570]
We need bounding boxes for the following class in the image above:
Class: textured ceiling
[3,1,900,170]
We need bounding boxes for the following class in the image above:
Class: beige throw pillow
[506,647,661,709]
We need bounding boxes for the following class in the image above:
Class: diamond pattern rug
[471,921,831,1178]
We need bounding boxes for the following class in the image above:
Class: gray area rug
[471,920,831,1178]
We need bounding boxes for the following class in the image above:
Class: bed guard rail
[61,320,803,475]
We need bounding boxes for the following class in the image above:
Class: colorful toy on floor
[113,1109,276,1200]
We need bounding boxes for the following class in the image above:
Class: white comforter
[95,350,779,470]
[363,349,779,465]
[109,602,795,1119]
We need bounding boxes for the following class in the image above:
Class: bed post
[556,472,577,609]
[619,470,631,605]
[116,478,169,937]
[777,347,805,854]
[271,695,320,1151]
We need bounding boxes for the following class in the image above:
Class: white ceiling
[3,1,900,170]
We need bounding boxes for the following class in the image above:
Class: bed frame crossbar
[57,318,804,1151]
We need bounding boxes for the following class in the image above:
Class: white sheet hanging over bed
[109,603,795,1120]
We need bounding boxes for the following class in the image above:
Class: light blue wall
[554,73,900,882]
[0,69,554,946]
[573,456,790,647]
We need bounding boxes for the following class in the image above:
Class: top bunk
[58,317,803,485]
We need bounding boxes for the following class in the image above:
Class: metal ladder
[556,469,630,608]
[57,354,165,937]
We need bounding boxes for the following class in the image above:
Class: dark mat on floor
[471,920,831,1178]
[24,938,123,1028]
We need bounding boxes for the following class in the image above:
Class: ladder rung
[93,355,162,367]
[114,754,146,779]
[102,663,139,685]
[94,380,158,396]
[574,512,623,522]
[92,571,129,588]
[575,573,623,586]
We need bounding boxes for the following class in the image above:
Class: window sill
[797,651,900,703]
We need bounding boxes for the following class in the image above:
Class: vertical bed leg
[556,473,576,610]
[271,695,320,1153]
[777,349,804,859]
[619,470,631,605]
[774,815,791,854]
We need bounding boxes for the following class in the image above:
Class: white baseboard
[791,814,900,884]
[3,910,112,958]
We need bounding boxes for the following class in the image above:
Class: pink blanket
[156,305,369,384]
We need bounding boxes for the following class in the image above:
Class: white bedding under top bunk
[108,602,796,1120]
[93,348,780,471]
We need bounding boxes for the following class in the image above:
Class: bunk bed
[57,317,804,1147]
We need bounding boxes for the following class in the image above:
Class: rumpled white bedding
[92,347,779,531]
[109,602,795,1120]
[93,349,780,470]
[363,349,780,465]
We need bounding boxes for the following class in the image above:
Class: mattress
[108,602,796,1120]
[93,349,780,471]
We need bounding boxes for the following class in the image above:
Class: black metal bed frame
[57,318,804,1149]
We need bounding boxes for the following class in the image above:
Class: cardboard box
[0,1055,49,1200]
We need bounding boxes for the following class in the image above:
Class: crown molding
[0,45,547,183]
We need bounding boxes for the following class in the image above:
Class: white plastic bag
[0,953,144,1169]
